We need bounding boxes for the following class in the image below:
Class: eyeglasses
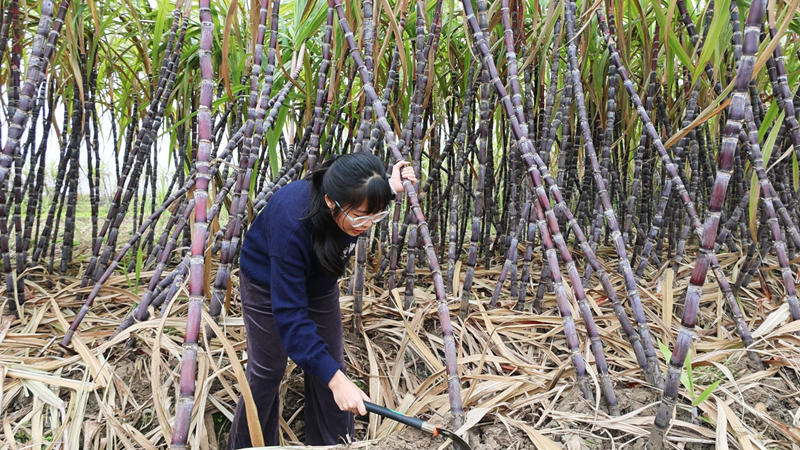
[335,201,390,228]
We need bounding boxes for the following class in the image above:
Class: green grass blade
[692,380,721,406]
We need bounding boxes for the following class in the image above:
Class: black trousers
[227,274,354,449]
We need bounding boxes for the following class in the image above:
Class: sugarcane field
[4,0,800,448]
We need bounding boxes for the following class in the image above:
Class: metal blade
[438,428,473,450]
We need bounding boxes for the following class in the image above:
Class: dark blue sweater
[240,180,357,384]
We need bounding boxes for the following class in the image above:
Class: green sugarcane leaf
[749,174,760,242]
[150,0,168,65]
[658,339,671,361]
[135,241,143,295]
[684,352,694,399]
[750,111,785,240]
[761,111,783,174]
[250,159,260,194]
[692,0,731,87]
[594,52,610,106]
[794,152,799,191]
[692,380,721,406]
[757,101,779,142]
[651,0,696,73]
[266,105,290,178]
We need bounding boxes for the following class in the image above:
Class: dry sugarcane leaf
[204,412,219,450]
[753,0,800,75]
[44,391,74,450]
[718,397,755,450]
[202,310,265,447]
[663,268,674,338]
[0,365,4,413]
[3,413,18,450]
[20,379,65,410]
[361,328,381,440]
[0,315,15,346]
[48,298,112,388]
[151,296,176,444]
[68,370,93,450]
[4,365,96,391]
[753,303,791,337]
[93,387,151,450]
[716,397,729,450]
[31,396,43,450]
[376,0,407,90]
[388,295,443,373]
[220,0,238,102]
[512,420,562,450]
[191,342,212,450]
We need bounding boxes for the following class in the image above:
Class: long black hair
[307,152,393,277]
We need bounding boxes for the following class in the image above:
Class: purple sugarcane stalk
[358,0,434,324]
[741,110,800,322]
[596,8,763,376]
[766,25,800,231]
[645,1,765,446]
[81,7,187,289]
[307,5,334,171]
[459,0,491,318]
[353,0,375,153]
[530,196,596,405]
[331,0,464,426]
[623,24,658,243]
[113,200,196,338]
[0,0,17,68]
[514,203,536,311]
[444,78,474,296]
[171,0,223,446]
[158,256,192,316]
[672,0,718,274]
[59,178,195,354]
[459,0,622,411]
[584,58,618,284]
[207,0,280,326]
[0,0,66,306]
[716,190,750,252]
[563,0,664,388]
[489,202,531,307]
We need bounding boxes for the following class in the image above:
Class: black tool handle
[364,402,425,430]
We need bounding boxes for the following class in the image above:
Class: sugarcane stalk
[169,0,225,445]
[644,1,765,445]
[59,175,194,347]
[207,0,283,326]
[460,0,624,412]
[307,5,334,171]
[353,0,375,153]
[113,199,196,338]
[1,0,66,305]
[332,0,464,426]
[561,0,664,388]
[460,0,491,317]
[597,7,765,373]
[489,202,531,307]
[623,24,658,243]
